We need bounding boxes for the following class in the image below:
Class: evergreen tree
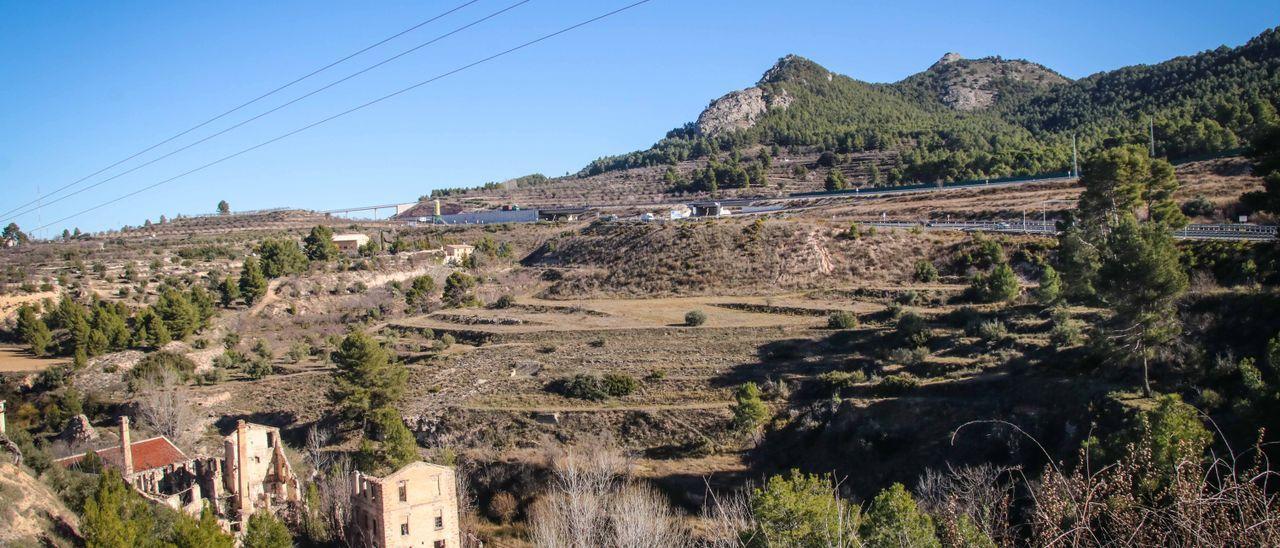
[1057,224,1101,301]
[405,275,436,309]
[256,239,308,278]
[443,272,477,307]
[329,331,408,426]
[82,471,159,548]
[217,200,230,215]
[825,169,847,191]
[218,276,241,308]
[1097,215,1188,396]
[747,470,861,547]
[2,222,29,245]
[239,257,268,305]
[859,483,941,548]
[303,225,340,262]
[17,305,52,357]
[731,382,768,430]
[188,285,216,327]
[361,406,420,473]
[1035,265,1063,306]
[241,511,293,548]
[154,288,199,340]
[172,504,235,548]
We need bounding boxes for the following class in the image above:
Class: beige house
[333,233,371,255]
[350,461,460,548]
[442,244,474,265]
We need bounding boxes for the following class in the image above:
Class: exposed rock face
[696,86,793,136]
[913,53,1069,111]
[57,414,98,445]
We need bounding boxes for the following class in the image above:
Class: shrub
[130,351,197,385]
[244,358,273,380]
[970,262,1021,303]
[913,260,939,282]
[1181,195,1216,218]
[1048,308,1083,347]
[875,374,921,395]
[973,319,1009,344]
[819,370,867,391]
[684,310,707,326]
[439,334,455,349]
[827,311,858,329]
[887,346,929,366]
[896,312,931,348]
[493,294,515,309]
[1198,388,1224,410]
[898,290,924,306]
[601,373,639,397]
[556,374,606,401]
[489,492,519,524]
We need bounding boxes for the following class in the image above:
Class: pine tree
[748,470,861,547]
[82,471,158,548]
[303,225,340,262]
[731,382,768,430]
[329,332,407,426]
[825,169,847,191]
[154,288,199,339]
[172,504,235,548]
[218,276,241,307]
[860,483,940,548]
[239,257,268,305]
[1035,265,1063,306]
[256,239,308,278]
[1097,215,1188,396]
[241,511,293,548]
[217,200,230,215]
[17,305,52,357]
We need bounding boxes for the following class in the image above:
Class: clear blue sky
[1,1,1276,236]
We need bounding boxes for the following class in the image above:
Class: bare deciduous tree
[135,370,198,448]
[530,436,687,548]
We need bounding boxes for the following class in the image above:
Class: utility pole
[1071,133,1079,178]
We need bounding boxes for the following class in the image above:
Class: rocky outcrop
[695,86,793,136]
[910,53,1069,110]
[57,414,98,445]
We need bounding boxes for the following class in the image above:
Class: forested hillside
[579,26,1280,189]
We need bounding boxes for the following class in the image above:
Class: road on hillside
[859,220,1278,242]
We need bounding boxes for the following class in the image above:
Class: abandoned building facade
[350,461,461,548]
[53,418,301,530]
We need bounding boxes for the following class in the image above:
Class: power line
[7,0,528,225]
[0,0,482,221]
[5,0,528,225]
[33,0,655,234]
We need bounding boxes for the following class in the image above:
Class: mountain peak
[759,54,830,85]
[935,52,964,66]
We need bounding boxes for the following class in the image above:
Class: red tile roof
[53,436,188,473]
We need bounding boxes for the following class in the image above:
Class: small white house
[668,204,692,220]
[639,212,657,222]
[332,233,370,255]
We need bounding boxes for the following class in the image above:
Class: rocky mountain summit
[903,53,1070,110]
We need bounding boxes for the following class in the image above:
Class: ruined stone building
[53,417,301,531]
[350,461,461,548]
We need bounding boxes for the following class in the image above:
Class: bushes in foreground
[551,373,639,401]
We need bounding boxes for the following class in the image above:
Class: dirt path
[0,344,66,373]
[460,401,732,413]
